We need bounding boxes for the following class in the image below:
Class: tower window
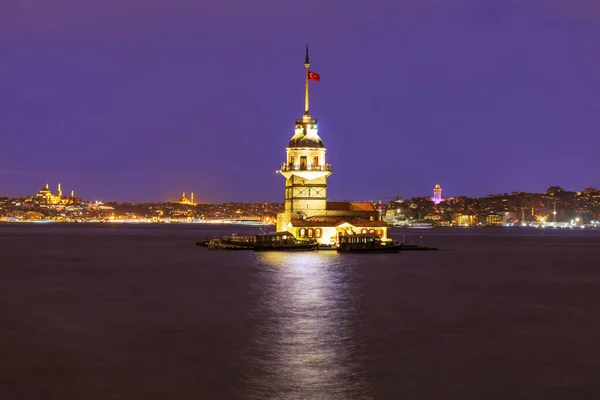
[290,156,295,164]
[312,156,319,166]
[300,156,307,169]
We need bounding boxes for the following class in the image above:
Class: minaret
[191,192,195,205]
[433,182,442,205]
[276,45,331,232]
[57,183,62,201]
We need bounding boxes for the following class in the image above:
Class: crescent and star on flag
[308,70,320,81]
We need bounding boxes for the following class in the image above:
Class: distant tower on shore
[433,182,442,205]
[57,183,62,201]
[178,191,196,205]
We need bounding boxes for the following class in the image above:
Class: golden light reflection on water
[256,250,338,269]
[247,251,367,399]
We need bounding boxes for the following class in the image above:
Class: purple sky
[1,0,599,203]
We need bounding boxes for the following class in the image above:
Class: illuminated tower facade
[433,181,442,205]
[276,46,331,231]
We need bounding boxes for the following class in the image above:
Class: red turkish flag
[308,70,320,81]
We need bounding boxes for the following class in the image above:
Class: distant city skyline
[2,180,597,205]
[1,1,599,202]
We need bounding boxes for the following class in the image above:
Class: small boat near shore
[407,223,433,230]
[197,233,436,253]
[197,232,318,251]
[200,234,256,250]
[337,234,402,253]
[253,232,318,252]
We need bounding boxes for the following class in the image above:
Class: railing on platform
[279,163,332,172]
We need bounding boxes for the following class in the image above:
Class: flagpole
[304,45,310,114]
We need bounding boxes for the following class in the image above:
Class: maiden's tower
[276,46,389,245]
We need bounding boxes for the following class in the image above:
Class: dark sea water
[1,223,600,399]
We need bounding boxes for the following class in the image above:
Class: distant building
[485,213,506,226]
[433,182,442,205]
[24,211,45,220]
[275,46,389,245]
[178,191,196,205]
[29,183,80,205]
[454,213,476,226]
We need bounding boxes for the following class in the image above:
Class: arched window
[308,228,313,237]
[315,228,322,238]
[369,229,375,234]
[361,229,367,234]
[300,228,306,237]
[377,229,383,236]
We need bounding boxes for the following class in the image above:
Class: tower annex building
[275,46,389,245]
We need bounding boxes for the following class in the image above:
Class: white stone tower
[276,46,331,232]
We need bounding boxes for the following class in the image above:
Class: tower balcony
[280,163,332,172]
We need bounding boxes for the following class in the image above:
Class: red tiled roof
[290,216,388,228]
[326,201,376,211]
[341,217,389,227]
[290,217,343,227]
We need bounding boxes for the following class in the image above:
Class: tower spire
[305,44,309,65]
[304,44,310,114]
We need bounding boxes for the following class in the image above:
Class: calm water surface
[1,224,600,399]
